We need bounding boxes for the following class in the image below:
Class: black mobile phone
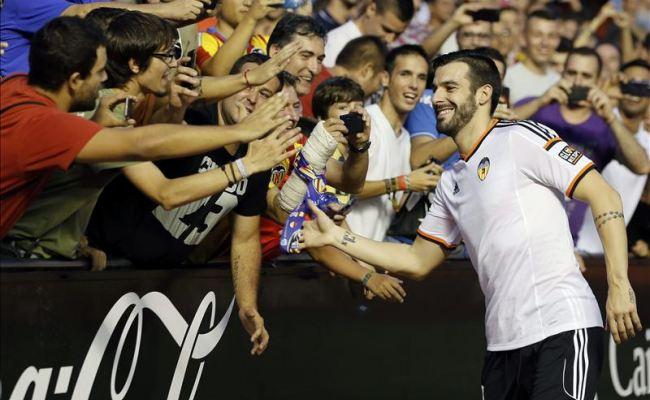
[469,8,501,22]
[567,86,590,106]
[123,97,134,120]
[340,112,364,136]
[621,81,650,98]
[181,49,198,89]
[500,86,511,107]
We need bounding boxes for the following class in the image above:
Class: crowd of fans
[1,0,649,279]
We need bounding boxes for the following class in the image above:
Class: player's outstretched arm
[299,202,446,280]
[573,169,643,343]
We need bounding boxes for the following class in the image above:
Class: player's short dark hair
[474,47,507,76]
[267,14,326,52]
[335,35,388,72]
[312,77,365,120]
[85,7,127,32]
[385,44,428,74]
[28,17,106,91]
[104,11,177,88]
[620,59,650,73]
[375,0,415,22]
[431,50,502,114]
[565,46,603,76]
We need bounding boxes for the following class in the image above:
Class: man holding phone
[513,47,650,240]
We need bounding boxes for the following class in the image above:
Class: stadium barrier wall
[1,258,649,399]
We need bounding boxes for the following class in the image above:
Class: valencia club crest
[477,157,490,181]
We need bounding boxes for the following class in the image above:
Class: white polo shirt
[346,104,411,241]
[418,119,603,351]
[323,20,362,68]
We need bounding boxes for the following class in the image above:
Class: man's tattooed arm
[594,210,624,230]
[341,231,357,246]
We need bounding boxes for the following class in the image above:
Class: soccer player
[298,50,642,399]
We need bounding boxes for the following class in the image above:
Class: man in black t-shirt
[88,54,299,355]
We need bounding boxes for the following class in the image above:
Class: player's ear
[476,84,492,107]
[380,70,390,89]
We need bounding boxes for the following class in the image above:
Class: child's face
[326,101,364,119]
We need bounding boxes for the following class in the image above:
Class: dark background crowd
[0,0,648,275]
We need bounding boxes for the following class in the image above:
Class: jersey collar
[460,118,499,162]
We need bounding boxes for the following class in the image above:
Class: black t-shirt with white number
[87,144,269,264]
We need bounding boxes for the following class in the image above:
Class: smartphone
[340,113,364,136]
[123,97,134,120]
[500,86,511,107]
[469,8,501,22]
[567,86,590,106]
[621,81,650,98]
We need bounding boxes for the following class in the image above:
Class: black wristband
[349,141,371,153]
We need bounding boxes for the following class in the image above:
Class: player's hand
[349,105,371,149]
[606,281,642,344]
[237,93,290,142]
[238,308,270,355]
[91,92,136,127]
[541,80,571,105]
[299,200,340,250]
[323,117,349,145]
[246,42,301,86]
[493,104,519,121]
[365,272,406,303]
[158,0,205,22]
[587,87,615,123]
[408,162,443,192]
[243,123,301,173]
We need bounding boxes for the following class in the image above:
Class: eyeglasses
[152,41,183,65]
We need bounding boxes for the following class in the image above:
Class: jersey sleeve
[416,179,461,249]
[196,32,223,69]
[510,122,596,199]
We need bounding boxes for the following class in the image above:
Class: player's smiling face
[432,62,478,137]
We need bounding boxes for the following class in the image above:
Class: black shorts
[481,327,604,400]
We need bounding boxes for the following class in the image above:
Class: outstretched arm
[300,202,447,280]
[572,170,642,343]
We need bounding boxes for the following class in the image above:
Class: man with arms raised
[300,50,642,399]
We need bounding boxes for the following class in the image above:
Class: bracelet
[384,179,392,194]
[235,158,249,179]
[228,162,237,183]
[390,177,398,193]
[361,271,373,287]
[397,175,408,191]
[243,69,251,87]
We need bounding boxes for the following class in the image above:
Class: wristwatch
[349,141,371,153]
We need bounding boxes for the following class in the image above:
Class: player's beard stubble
[436,93,478,137]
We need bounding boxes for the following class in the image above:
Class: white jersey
[418,119,603,351]
[323,20,362,68]
[346,104,411,241]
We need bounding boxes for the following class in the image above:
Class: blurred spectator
[86,54,294,264]
[313,0,360,32]
[456,21,493,51]
[514,48,649,239]
[576,59,650,254]
[0,0,208,76]
[503,10,561,104]
[301,35,388,117]
[492,6,521,63]
[394,0,457,47]
[267,13,327,97]
[0,16,287,239]
[197,0,279,77]
[549,37,573,75]
[323,0,414,67]
[596,42,622,84]
[345,45,441,241]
